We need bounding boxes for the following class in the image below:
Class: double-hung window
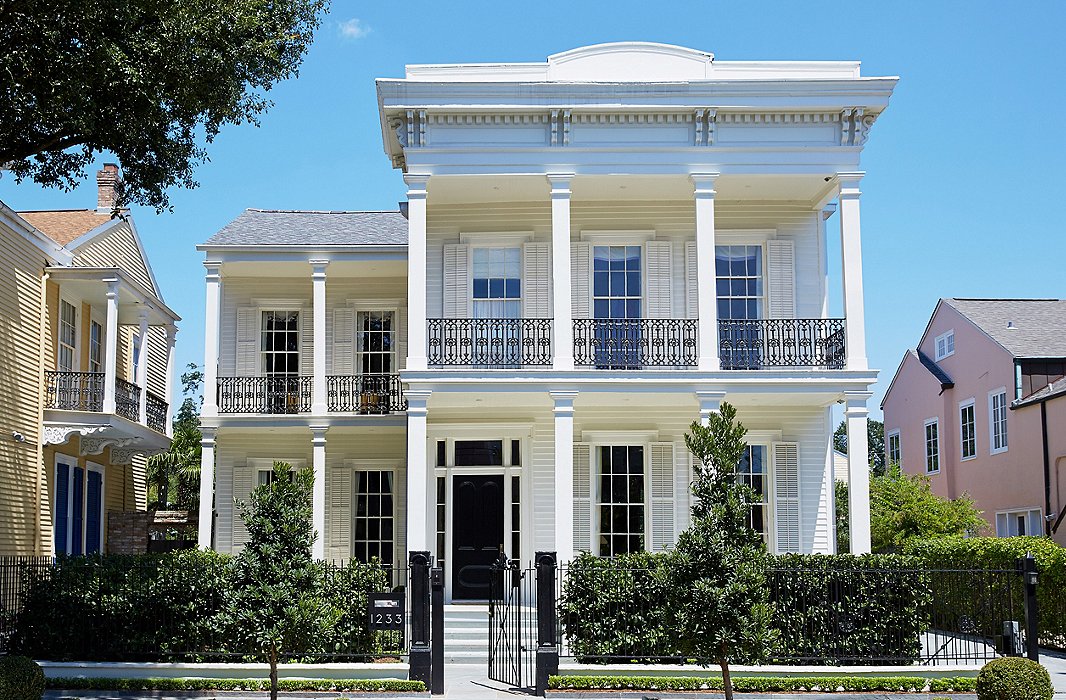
[924,419,940,474]
[990,390,1009,453]
[261,311,300,413]
[736,445,769,544]
[716,245,764,369]
[597,445,645,556]
[58,300,77,372]
[959,400,976,460]
[592,245,642,369]
[88,321,103,373]
[935,330,955,360]
[353,470,395,566]
[886,430,901,467]
[356,311,395,412]
[472,247,521,366]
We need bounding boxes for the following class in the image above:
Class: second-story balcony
[45,371,169,434]
[427,318,553,368]
[215,374,406,414]
[573,318,698,368]
[718,318,846,370]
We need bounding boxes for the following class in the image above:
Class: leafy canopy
[834,418,886,476]
[0,0,328,211]
[870,464,986,552]
[146,364,204,510]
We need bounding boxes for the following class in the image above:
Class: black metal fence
[327,374,406,413]
[573,319,697,368]
[718,318,846,370]
[427,318,553,368]
[216,376,313,414]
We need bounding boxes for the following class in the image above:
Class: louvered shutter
[573,443,592,553]
[674,447,692,535]
[767,239,796,319]
[522,242,551,317]
[235,307,259,376]
[396,307,407,371]
[443,244,470,318]
[772,442,801,554]
[332,308,355,375]
[231,465,255,551]
[571,243,590,319]
[328,467,352,562]
[685,241,699,319]
[644,241,673,318]
[393,468,406,565]
[649,442,675,551]
[299,307,313,376]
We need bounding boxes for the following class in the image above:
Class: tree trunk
[269,645,279,700]
[719,656,733,700]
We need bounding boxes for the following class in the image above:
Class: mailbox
[367,592,406,631]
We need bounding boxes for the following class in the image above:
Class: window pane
[454,440,504,466]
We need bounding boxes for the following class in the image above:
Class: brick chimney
[96,163,121,213]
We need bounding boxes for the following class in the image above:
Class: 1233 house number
[367,592,405,631]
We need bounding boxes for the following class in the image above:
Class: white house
[198,43,896,601]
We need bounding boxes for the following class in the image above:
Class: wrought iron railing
[572,318,698,368]
[718,318,846,370]
[216,375,312,414]
[427,318,552,368]
[44,371,104,411]
[327,374,406,413]
[145,391,168,433]
[115,378,141,422]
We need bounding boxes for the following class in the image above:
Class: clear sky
[3,0,1064,418]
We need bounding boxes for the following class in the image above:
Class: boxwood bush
[975,657,1052,700]
[549,674,978,693]
[0,656,45,700]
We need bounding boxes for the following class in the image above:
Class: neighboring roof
[202,209,408,247]
[0,200,73,264]
[942,298,1066,359]
[18,209,111,246]
[1013,377,1066,409]
[916,349,954,390]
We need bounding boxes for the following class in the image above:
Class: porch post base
[535,646,558,697]
[409,647,431,687]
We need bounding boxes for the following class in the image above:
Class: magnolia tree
[671,402,776,700]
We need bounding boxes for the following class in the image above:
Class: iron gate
[488,557,537,688]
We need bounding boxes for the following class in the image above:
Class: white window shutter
[644,241,673,319]
[236,307,259,376]
[332,308,355,375]
[685,241,699,320]
[299,308,313,376]
[394,469,406,565]
[767,239,796,319]
[571,242,590,319]
[522,242,551,318]
[443,244,470,318]
[650,442,675,551]
[573,443,592,553]
[231,465,255,551]
[772,442,801,554]
[327,467,353,563]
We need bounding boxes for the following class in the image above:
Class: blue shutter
[85,471,103,554]
[72,467,84,556]
[54,462,70,555]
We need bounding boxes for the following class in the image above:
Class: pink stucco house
[882,298,1066,546]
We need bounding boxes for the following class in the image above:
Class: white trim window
[357,310,396,375]
[261,310,300,377]
[989,389,1009,454]
[88,320,103,373]
[58,299,78,372]
[353,469,396,566]
[935,330,955,361]
[737,444,769,544]
[592,245,643,368]
[597,445,646,556]
[715,245,764,321]
[959,400,976,461]
[924,418,940,474]
[995,509,1042,537]
[472,247,521,318]
[886,430,901,467]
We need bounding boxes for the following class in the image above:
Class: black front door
[452,474,504,600]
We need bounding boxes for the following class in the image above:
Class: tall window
[358,311,394,374]
[716,245,764,369]
[924,419,940,474]
[592,245,642,368]
[353,470,395,566]
[58,300,77,372]
[990,390,1009,453]
[960,401,976,460]
[261,311,300,376]
[597,445,645,556]
[935,330,955,360]
[88,321,102,373]
[736,445,769,543]
[886,430,901,466]
[472,247,521,317]
[131,335,142,382]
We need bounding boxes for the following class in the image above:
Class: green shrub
[0,656,45,700]
[45,677,423,693]
[975,658,1052,700]
[548,674,978,692]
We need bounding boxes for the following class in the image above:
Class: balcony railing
[115,378,141,422]
[718,318,846,370]
[45,371,105,411]
[216,375,312,414]
[573,318,698,368]
[327,374,406,413]
[145,391,169,433]
[427,318,552,368]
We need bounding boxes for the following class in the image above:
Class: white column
[102,278,120,414]
[405,390,432,551]
[311,260,329,416]
[405,175,430,371]
[837,173,868,371]
[198,427,217,549]
[202,262,222,418]
[551,390,578,563]
[695,390,726,426]
[136,309,150,423]
[311,426,328,560]
[549,174,575,371]
[692,174,720,371]
[164,324,177,436]
[845,391,873,554]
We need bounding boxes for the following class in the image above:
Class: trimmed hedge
[46,677,424,693]
[548,674,978,693]
[0,656,45,700]
[976,658,1052,700]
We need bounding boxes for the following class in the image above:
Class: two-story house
[198,43,897,600]
[0,164,180,556]
[882,298,1066,545]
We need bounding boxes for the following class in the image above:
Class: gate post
[534,551,559,697]
[409,551,432,687]
[1019,553,1040,661]
[430,565,445,694]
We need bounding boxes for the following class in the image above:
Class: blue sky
[2,0,1064,418]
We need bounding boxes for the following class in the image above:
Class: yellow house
[0,164,179,556]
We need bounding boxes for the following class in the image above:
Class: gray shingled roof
[203,209,408,246]
[1013,376,1066,408]
[944,298,1066,358]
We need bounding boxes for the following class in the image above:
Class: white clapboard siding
[571,243,591,319]
[649,442,675,551]
[328,467,353,562]
[299,307,313,376]
[644,241,674,319]
[773,442,801,554]
[573,443,592,553]
[685,241,699,319]
[393,468,407,565]
[767,239,796,319]
[332,308,355,375]
[442,244,470,318]
[396,307,408,371]
[522,242,551,317]
[230,465,255,551]
[235,307,259,376]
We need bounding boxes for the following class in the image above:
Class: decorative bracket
[840,108,875,146]
[550,109,572,146]
[694,108,716,146]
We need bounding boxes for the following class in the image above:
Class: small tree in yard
[671,402,776,700]
[223,462,341,700]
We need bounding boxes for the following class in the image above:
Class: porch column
[695,390,726,426]
[551,390,578,563]
[405,175,430,371]
[837,173,868,371]
[164,324,177,436]
[845,391,873,554]
[692,174,720,371]
[198,427,217,549]
[405,390,432,551]
[311,426,328,560]
[549,174,575,371]
[202,262,222,418]
[311,260,329,416]
[136,309,150,423]
[102,278,120,414]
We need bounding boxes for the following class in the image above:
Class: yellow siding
[79,301,91,370]
[72,222,156,296]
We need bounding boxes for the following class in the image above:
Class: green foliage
[835,480,850,553]
[871,464,986,552]
[149,363,205,510]
[976,658,1052,700]
[834,418,886,475]
[0,656,45,700]
[46,678,422,693]
[549,674,978,693]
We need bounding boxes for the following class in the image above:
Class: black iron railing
[115,378,141,422]
[718,318,847,370]
[216,376,312,414]
[145,391,168,433]
[573,319,697,368]
[427,318,552,368]
[327,374,406,413]
[44,371,104,411]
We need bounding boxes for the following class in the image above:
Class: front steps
[442,604,490,663]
